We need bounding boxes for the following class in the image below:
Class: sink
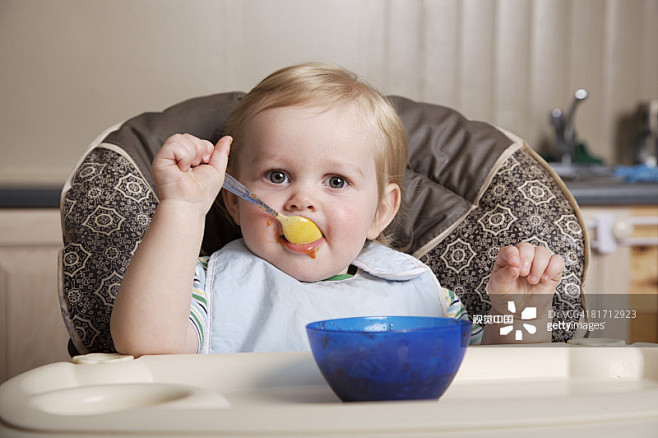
[546,163,658,206]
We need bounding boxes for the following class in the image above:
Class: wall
[1,0,657,187]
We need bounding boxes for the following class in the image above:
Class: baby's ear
[221,189,241,225]
[367,183,401,240]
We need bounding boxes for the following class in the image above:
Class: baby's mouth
[279,235,325,259]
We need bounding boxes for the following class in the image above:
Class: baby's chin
[276,262,348,283]
[268,253,351,283]
[243,236,353,282]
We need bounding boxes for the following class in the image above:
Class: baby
[111,63,564,356]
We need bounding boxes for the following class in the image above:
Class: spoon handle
[222,173,278,217]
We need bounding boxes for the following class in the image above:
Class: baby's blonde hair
[223,62,407,242]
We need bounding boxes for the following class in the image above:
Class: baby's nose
[284,191,317,212]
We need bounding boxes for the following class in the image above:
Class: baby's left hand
[487,242,565,316]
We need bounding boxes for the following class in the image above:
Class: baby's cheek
[328,205,372,236]
[240,213,278,245]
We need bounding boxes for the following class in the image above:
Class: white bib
[204,239,447,353]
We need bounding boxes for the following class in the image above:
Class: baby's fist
[487,243,564,315]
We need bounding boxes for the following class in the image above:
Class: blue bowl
[306,316,471,402]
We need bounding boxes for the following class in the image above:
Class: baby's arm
[111,134,232,356]
[481,242,565,344]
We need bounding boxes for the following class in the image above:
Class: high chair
[59,92,589,355]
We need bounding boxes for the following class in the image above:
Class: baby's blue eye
[325,175,346,189]
[268,170,289,184]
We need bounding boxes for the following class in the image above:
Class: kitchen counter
[565,181,658,206]
[0,188,62,208]
[547,162,658,206]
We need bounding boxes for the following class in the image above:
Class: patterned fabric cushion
[420,149,585,342]
[60,146,157,354]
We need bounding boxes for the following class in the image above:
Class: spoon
[222,173,323,244]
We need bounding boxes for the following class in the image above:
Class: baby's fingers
[207,136,232,175]
[516,242,537,277]
[527,247,564,286]
[181,134,215,170]
[489,246,521,295]
[164,134,214,171]
[542,253,565,283]
[187,134,215,167]
[493,246,521,272]
[524,245,551,284]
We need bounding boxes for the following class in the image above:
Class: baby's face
[224,104,390,282]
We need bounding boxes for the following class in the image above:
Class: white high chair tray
[1,344,657,437]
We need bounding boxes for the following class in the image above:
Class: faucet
[550,89,588,166]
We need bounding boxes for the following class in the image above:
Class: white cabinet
[580,206,658,343]
[0,209,70,383]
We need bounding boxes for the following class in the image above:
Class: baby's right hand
[152,134,232,213]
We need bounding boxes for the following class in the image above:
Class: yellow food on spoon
[277,214,322,244]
